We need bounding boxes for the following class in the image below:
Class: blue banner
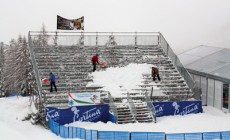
[46,104,109,125]
[153,100,203,117]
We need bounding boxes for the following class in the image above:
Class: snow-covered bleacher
[28,32,197,124]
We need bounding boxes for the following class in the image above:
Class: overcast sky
[1,0,230,54]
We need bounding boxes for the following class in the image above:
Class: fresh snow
[0,63,230,140]
[87,63,157,97]
[1,96,230,140]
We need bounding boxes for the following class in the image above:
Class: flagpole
[81,31,84,46]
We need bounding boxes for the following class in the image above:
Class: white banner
[68,92,100,106]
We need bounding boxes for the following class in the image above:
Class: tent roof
[178,45,230,80]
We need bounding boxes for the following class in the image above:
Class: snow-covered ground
[0,63,230,140]
[1,96,230,140]
[0,97,63,140]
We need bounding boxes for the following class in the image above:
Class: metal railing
[127,92,137,122]
[144,89,157,123]
[107,92,118,122]
[28,32,43,103]
[159,33,195,91]
[29,31,160,46]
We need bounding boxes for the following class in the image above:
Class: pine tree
[21,36,33,96]
[13,35,31,96]
[1,36,31,96]
[33,24,49,46]
[1,23,48,96]
[2,39,17,96]
[0,42,5,96]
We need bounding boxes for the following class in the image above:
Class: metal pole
[54,31,58,46]
[81,31,84,46]
[96,32,98,46]
[150,86,153,100]
[135,32,137,46]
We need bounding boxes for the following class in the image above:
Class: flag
[73,16,84,30]
[57,15,84,30]
[57,15,73,30]
[42,77,49,83]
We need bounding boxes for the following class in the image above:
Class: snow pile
[87,63,154,97]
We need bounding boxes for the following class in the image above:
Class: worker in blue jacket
[49,72,57,92]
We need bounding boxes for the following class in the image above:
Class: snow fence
[49,118,230,140]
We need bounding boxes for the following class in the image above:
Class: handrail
[158,33,195,91]
[28,31,43,104]
[144,90,157,123]
[107,92,118,122]
[127,92,137,122]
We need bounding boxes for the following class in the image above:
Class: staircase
[28,32,196,125]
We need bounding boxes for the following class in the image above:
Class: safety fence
[29,31,160,46]
[49,119,230,140]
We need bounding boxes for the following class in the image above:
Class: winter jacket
[50,73,56,82]
[152,67,159,76]
[91,55,99,64]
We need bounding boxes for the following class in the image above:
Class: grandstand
[27,32,199,125]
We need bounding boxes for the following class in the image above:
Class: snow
[0,96,230,140]
[0,64,230,140]
[0,97,63,140]
[87,63,156,97]
[69,107,230,133]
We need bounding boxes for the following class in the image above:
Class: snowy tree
[2,39,17,96]
[1,36,31,96]
[32,24,49,46]
[0,42,5,96]
[23,36,37,96]
[14,36,31,96]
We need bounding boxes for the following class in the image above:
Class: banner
[153,100,203,117]
[68,92,101,106]
[46,104,109,125]
[57,15,84,30]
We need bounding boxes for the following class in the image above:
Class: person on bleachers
[91,54,100,72]
[152,67,161,82]
[49,72,57,92]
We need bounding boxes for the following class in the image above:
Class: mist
[0,0,230,54]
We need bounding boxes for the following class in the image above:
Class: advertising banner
[68,92,101,106]
[153,100,203,117]
[46,104,109,125]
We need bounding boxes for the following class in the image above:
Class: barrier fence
[46,101,203,125]
[49,118,230,140]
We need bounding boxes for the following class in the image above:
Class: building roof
[178,45,230,80]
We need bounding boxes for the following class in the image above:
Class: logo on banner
[153,101,202,117]
[68,92,100,106]
[154,104,164,116]
[71,106,102,122]
[173,102,199,115]
[46,108,60,121]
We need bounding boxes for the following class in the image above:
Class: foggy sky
[0,0,230,54]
